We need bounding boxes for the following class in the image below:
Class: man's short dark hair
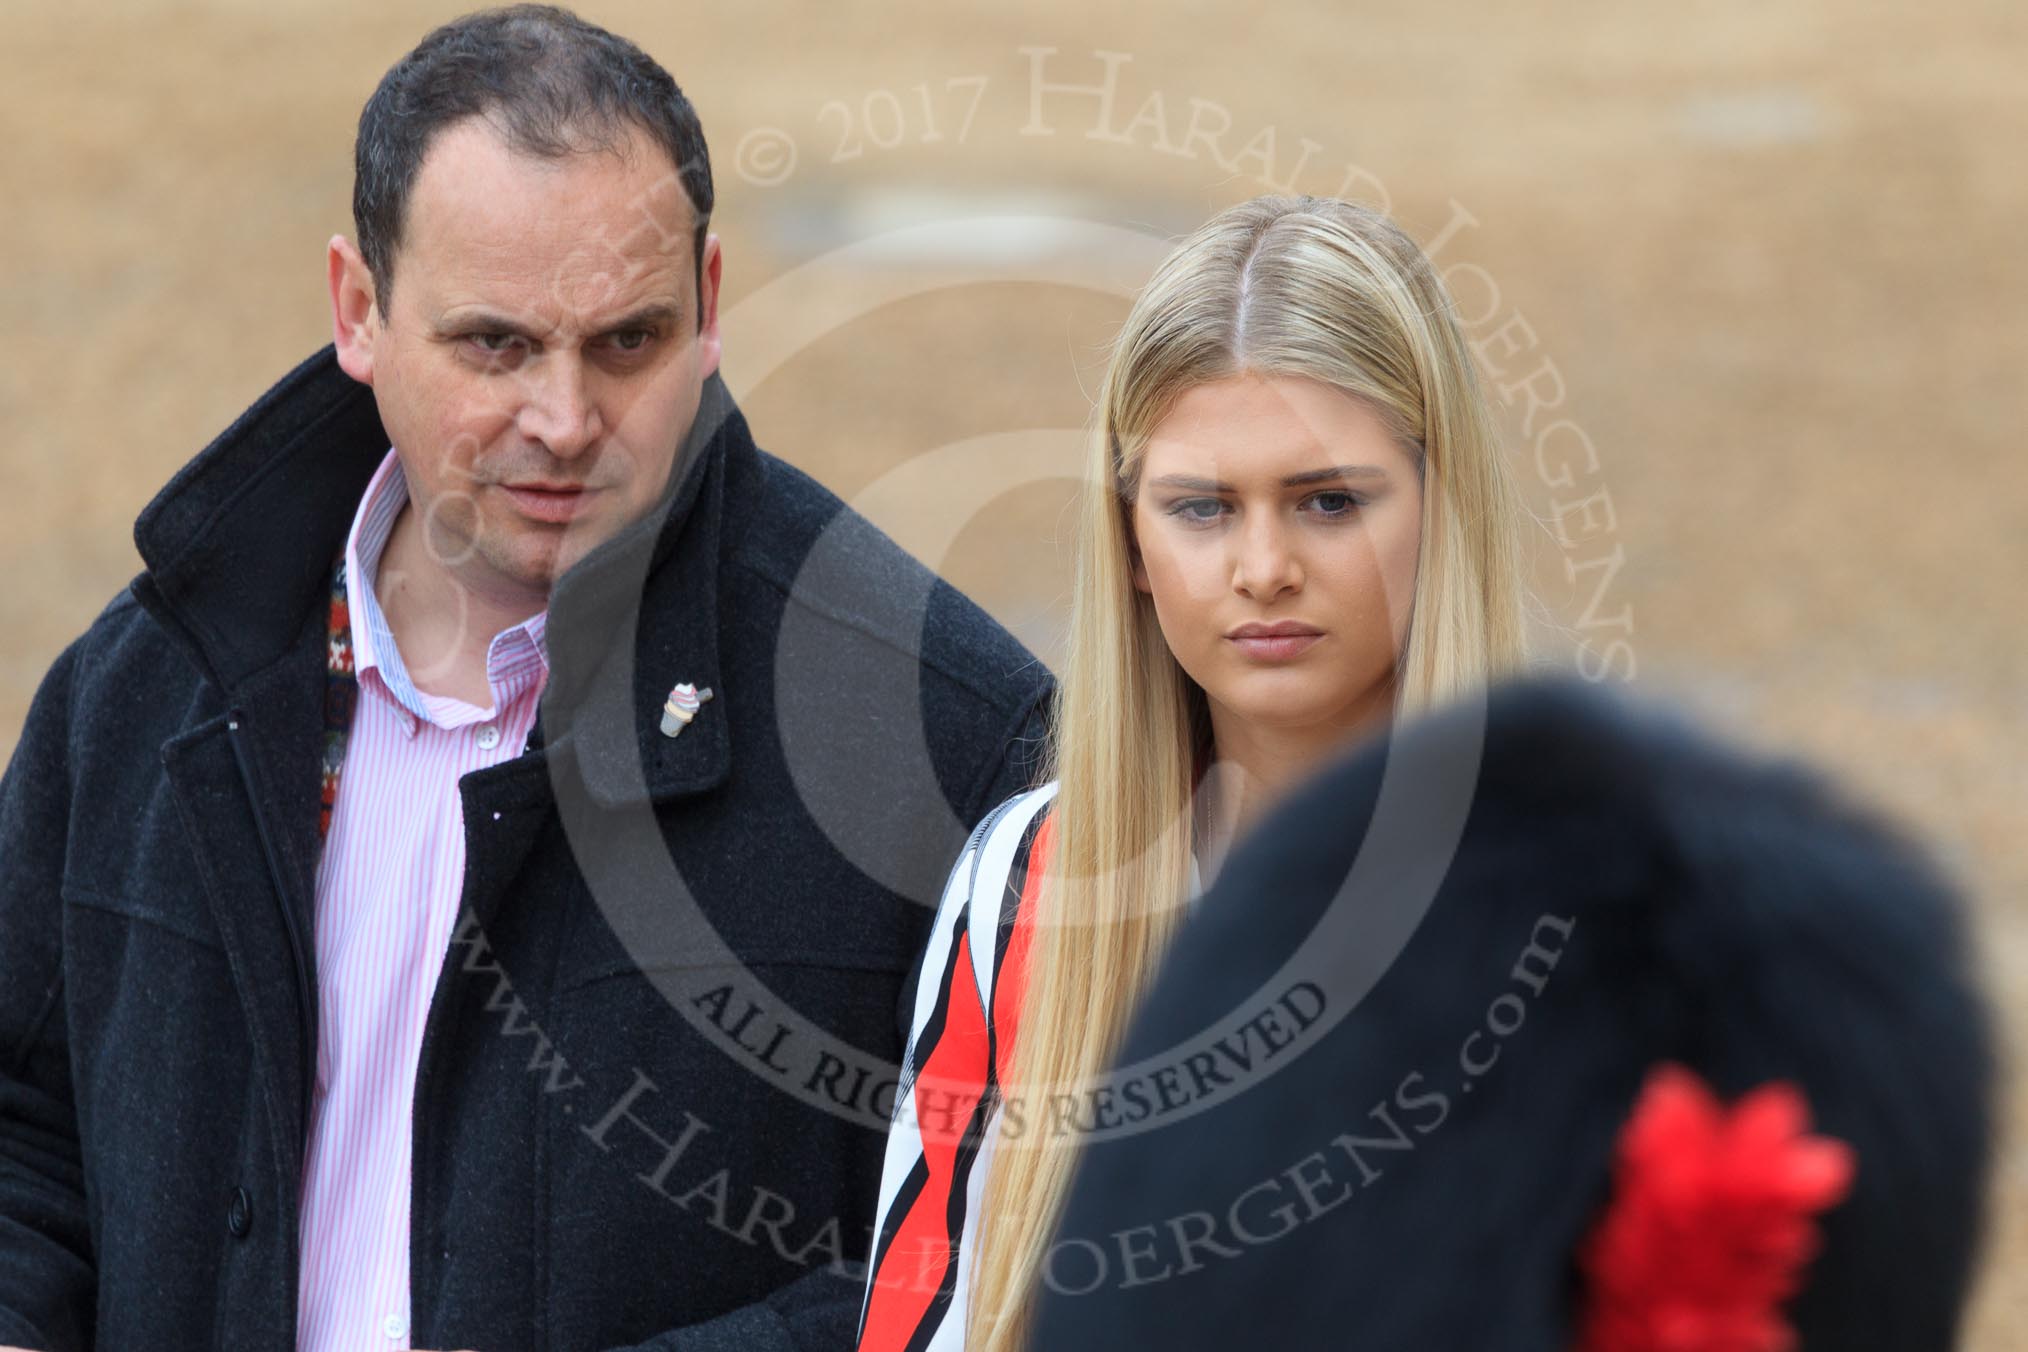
[353,4,714,313]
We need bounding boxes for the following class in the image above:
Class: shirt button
[226,1186,252,1238]
[382,1312,407,1340]
[475,723,500,750]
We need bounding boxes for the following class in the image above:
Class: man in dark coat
[0,7,1048,1349]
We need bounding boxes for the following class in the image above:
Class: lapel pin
[659,682,715,738]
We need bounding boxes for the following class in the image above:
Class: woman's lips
[1227,625,1324,662]
[501,483,600,523]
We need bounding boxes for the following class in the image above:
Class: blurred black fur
[1030,677,1996,1351]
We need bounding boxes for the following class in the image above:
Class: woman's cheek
[1140,543,1214,667]
[1379,506,1424,647]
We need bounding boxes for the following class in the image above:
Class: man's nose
[1231,513,1303,601]
[515,351,602,459]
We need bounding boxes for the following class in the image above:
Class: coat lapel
[159,700,320,1199]
[542,373,737,809]
[134,348,386,1157]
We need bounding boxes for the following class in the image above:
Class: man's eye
[468,333,521,355]
[607,329,654,352]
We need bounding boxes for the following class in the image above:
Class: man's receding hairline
[378,111,707,304]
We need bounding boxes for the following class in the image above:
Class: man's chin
[479,506,656,597]
[468,538,569,602]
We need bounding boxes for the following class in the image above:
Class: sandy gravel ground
[3,1,2023,1341]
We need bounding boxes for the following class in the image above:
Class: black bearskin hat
[1030,678,1996,1350]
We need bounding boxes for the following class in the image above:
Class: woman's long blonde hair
[964,195,1532,1349]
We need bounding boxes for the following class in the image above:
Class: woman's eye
[1169,498,1228,523]
[1307,491,1362,517]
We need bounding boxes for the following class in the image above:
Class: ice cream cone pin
[659,682,715,738]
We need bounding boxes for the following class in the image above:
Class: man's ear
[695,232,724,380]
[328,235,380,385]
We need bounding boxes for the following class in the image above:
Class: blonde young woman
[855,195,1532,1351]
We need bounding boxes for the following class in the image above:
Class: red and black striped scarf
[319,556,356,842]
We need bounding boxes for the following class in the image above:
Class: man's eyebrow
[435,309,543,339]
[1146,464,1390,493]
[598,301,685,333]
[433,301,686,339]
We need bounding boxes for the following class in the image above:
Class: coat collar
[132,347,385,695]
[539,371,737,807]
[131,345,745,806]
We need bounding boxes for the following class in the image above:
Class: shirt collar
[341,448,550,729]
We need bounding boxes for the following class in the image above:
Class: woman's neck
[1195,687,1394,883]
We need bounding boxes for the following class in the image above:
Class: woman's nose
[1231,516,1303,600]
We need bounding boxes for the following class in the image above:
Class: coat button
[227,1186,252,1238]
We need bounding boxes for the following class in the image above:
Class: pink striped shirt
[296,450,549,1352]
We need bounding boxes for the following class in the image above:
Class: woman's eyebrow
[1146,465,1389,493]
[1280,464,1390,486]
[1151,466,1387,492]
[1147,473,1231,492]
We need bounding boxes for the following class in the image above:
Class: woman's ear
[1129,536,1152,594]
[1119,462,1154,593]
[1124,493,1154,593]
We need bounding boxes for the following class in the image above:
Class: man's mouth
[500,482,601,523]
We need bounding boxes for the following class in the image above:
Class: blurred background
[4,0,2022,1340]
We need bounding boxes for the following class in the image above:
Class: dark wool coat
[0,349,1051,1350]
